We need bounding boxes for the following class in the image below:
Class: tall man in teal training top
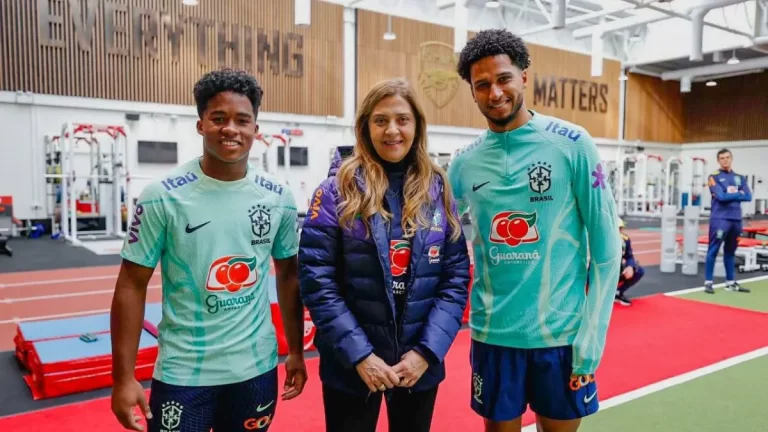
[449,29,622,432]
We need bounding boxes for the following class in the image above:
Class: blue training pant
[705,219,742,281]
[618,265,644,293]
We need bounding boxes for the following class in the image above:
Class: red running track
[0,265,161,352]
[617,229,663,266]
[0,233,667,352]
[3,293,768,431]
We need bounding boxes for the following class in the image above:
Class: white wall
[3,91,766,222]
[0,94,355,220]
[602,142,768,216]
[0,102,41,219]
[679,142,768,214]
[0,92,495,220]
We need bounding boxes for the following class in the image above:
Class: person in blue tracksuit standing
[298,78,470,432]
[704,148,752,294]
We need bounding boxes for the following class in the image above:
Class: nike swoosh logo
[472,181,489,192]
[185,221,211,233]
[584,391,597,404]
[256,400,274,412]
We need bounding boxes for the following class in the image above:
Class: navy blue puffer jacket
[298,153,470,396]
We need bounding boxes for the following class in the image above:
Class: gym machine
[617,154,635,217]
[661,156,709,213]
[255,132,290,183]
[0,196,13,257]
[663,156,682,213]
[430,152,453,171]
[619,153,664,217]
[660,203,703,275]
[601,159,619,201]
[685,157,708,214]
[44,123,130,246]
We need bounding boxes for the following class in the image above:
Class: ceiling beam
[564,3,637,26]
[620,0,753,38]
[516,3,631,35]
[660,55,768,80]
[436,0,455,10]
[574,0,754,40]
[572,13,670,39]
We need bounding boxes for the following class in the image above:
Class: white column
[690,9,706,61]
[343,7,357,123]
[591,23,604,77]
[617,70,627,141]
[295,0,310,26]
[454,0,468,53]
[551,0,566,29]
[758,0,768,37]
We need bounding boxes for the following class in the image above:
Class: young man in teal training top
[110,68,307,432]
[449,29,622,432]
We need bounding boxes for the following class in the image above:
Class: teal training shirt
[120,158,299,386]
[448,111,621,375]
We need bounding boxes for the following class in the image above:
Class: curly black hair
[456,29,531,83]
[193,68,264,118]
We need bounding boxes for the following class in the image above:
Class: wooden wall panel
[624,73,684,143]
[356,12,484,129]
[683,72,768,143]
[0,0,344,117]
[624,72,768,144]
[357,18,620,138]
[522,43,621,139]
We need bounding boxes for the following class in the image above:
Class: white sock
[705,280,713,284]
[726,280,735,285]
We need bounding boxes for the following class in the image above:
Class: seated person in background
[616,219,644,306]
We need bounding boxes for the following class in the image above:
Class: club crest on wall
[418,41,460,109]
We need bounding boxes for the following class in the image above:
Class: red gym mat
[3,294,768,431]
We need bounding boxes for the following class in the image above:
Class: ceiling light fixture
[727,50,740,65]
[383,15,396,41]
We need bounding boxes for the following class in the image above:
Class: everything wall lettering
[36,0,304,77]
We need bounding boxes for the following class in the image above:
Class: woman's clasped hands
[355,351,429,392]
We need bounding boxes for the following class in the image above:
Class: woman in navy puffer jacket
[298,78,471,432]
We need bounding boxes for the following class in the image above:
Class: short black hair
[717,148,731,158]
[193,68,264,118]
[457,29,531,83]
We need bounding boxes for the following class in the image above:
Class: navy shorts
[470,340,599,422]
[147,367,277,432]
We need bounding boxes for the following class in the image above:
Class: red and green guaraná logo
[389,240,411,277]
[489,211,540,247]
[206,255,259,293]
